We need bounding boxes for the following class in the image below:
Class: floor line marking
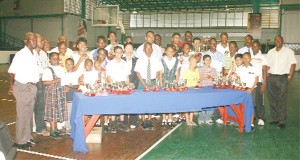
[135,123,182,160]
[17,149,77,160]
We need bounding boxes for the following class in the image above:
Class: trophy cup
[153,80,160,92]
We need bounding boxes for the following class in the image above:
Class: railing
[0,31,24,50]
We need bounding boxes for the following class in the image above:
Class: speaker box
[0,122,17,160]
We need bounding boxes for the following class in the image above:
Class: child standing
[72,37,93,74]
[198,55,217,125]
[159,45,181,128]
[92,35,107,60]
[58,42,70,71]
[179,43,193,79]
[182,56,201,126]
[62,58,78,134]
[105,46,131,133]
[43,53,68,139]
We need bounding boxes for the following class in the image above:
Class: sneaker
[189,121,197,126]
[50,130,61,139]
[161,121,167,128]
[216,118,224,124]
[119,122,130,132]
[258,119,265,126]
[109,123,117,134]
[181,117,186,123]
[130,125,136,129]
[198,121,205,125]
[147,121,155,130]
[14,143,31,150]
[205,120,213,125]
[141,121,149,130]
[36,129,50,136]
[103,125,110,133]
[251,124,255,132]
[27,139,36,145]
[167,121,176,128]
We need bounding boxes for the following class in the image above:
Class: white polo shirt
[161,56,181,74]
[251,52,267,82]
[136,43,163,60]
[216,43,229,55]
[50,47,74,57]
[33,49,49,79]
[82,70,98,84]
[134,56,162,79]
[42,65,65,81]
[8,46,39,84]
[105,44,124,53]
[72,51,93,74]
[266,46,297,75]
[106,59,130,82]
[238,46,253,54]
[236,64,258,88]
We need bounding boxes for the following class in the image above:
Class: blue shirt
[203,49,225,67]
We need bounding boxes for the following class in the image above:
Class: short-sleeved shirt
[238,46,253,54]
[236,64,258,88]
[8,46,40,84]
[178,55,190,79]
[134,56,162,79]
[203,50,225,74]
[216,43,229,55]
[105,44,124,54]
[72,51,93,74]
[106,59,130,82]
[223,52,236,70]
[251,52,267,82]
[42,65,65,81]
[199,66,217,86]
[161,57,181,74]
[33,49,49,78]
[182,68,200,87]
[136,43,162,60]
[50,47,74,57]
[82,70,98,84]
[59,54,70,71]
[266,46,297,75]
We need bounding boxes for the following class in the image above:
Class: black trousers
[124,115,138,126]
[253,82,265,120]
[267,74,288,124]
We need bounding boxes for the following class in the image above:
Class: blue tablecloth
[71,86,254,153]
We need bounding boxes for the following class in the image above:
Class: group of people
[8,30,297,149]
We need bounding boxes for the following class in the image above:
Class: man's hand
[259,84,266,93]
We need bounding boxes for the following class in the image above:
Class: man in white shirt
[216,32,229,55]
[238,35,254,54]
[8,32,40,149]
[33,34,50,136]
[135,31,162,60]
[105,31,124,56]
[50,35,74,57]
[266,35,297,129]
[251,41,268,126]
[134,42,162,130]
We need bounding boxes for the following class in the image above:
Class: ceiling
[97,0,254,12]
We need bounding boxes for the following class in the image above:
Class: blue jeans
[198,110,214,122]
[34,81,47,132]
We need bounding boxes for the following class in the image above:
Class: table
[70,86,254,153]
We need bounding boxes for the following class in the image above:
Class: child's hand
[259,84,266,93]
[63,87,70,92]
[246,88,253,94]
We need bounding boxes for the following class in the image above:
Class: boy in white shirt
[216,32,229,55]
[72,37,93,74]
[105,46,130,133]
[251,41,268,126]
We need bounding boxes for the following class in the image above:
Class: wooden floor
[0,64,172,160]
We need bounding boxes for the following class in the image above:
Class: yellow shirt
[59,54,70,71]
[182,68,200,87]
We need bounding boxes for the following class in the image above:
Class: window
[129,9,278,28]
